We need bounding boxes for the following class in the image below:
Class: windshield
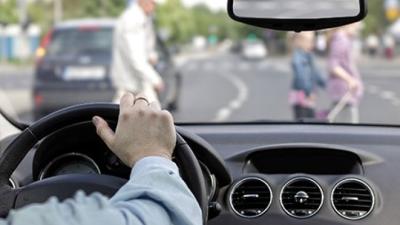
[0,0,398,125]
[47,28,113,57]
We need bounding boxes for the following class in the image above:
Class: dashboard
[3,122,400,225]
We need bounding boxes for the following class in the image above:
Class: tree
[62,0,125,19]
[28,1,53,30]
[24,0,126,35]
[363,0,386,35]
[155,0,254,44]
[156,0,195,43]
[0,0,18,25]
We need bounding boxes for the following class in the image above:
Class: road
[174,53,400,124]
[1,52,400,126]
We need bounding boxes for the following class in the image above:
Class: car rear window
[47,27,113,57]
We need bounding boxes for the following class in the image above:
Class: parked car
[242,40,268,60]
[33,19,181,120]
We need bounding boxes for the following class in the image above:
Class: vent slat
[334,204,372,209]
[333,193,372,198]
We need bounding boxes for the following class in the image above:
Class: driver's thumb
[92,116,115,147]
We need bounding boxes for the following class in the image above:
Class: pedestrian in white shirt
[112,0,164,104]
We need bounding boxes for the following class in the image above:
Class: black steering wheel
[0,104,207,220]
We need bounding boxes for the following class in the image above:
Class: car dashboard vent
[280,177,323,218]
[229,177,272,218]
[332,178,375,220]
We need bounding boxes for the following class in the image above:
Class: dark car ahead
[33,19,181,120]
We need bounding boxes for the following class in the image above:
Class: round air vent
[229,177,272,218]
[280,177,323,218]
[331,178,375,220]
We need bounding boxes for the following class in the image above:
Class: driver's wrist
[131,156,178,178]
[129,152,172,168]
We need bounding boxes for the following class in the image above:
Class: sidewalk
[0,63,33,75]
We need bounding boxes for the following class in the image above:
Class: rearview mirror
[227,0,367,31]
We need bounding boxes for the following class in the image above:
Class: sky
[181,0,227,11]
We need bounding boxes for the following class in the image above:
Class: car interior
[0,0,397,224]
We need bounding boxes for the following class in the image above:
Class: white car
[242,41,268,60]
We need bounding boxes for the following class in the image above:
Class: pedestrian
[365,33,380,57]
[315,32,327,56]
[327,23,364,123]
[383,33,396,60]
[111,0,164,105]
[288,31,326,120]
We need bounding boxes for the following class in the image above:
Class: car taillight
[35,47,46,59]
[34,93,44,106]
[35,30,53,65]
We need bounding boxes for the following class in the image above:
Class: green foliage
[62,0,126,19]
[0,0,18,24]
[155,0,195,43]
[28,1,52,29]
[25,0,126,35]
[363,0,386,35]
[156,0,259,44]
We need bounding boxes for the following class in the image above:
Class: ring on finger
[134,97,150,105]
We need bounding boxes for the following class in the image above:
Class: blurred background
[0,0,400,125]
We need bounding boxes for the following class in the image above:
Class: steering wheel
[0,104,208,220]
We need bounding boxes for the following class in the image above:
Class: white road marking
[367,84,400,108]
[229,100,241,109]
[214,72,249,122]
[380,91,396,101]
[392,100,400,107]
[215,108,231,121]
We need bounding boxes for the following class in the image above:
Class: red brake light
[34,94,44,106]
[41,30,53,48]
[36,30,53,64]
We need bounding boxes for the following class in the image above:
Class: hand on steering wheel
[0,97,207,220]
[93,93,176,167]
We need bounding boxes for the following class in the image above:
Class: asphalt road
[174,53,400,124]
[1,52,400,126]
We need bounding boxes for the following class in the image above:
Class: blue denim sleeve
[292,51,312,95]
[1,157,202,225]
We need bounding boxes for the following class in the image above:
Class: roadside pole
[17,0,28,28]
[54,0,63,24]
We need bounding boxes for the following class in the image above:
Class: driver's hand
[92,93,176,167]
